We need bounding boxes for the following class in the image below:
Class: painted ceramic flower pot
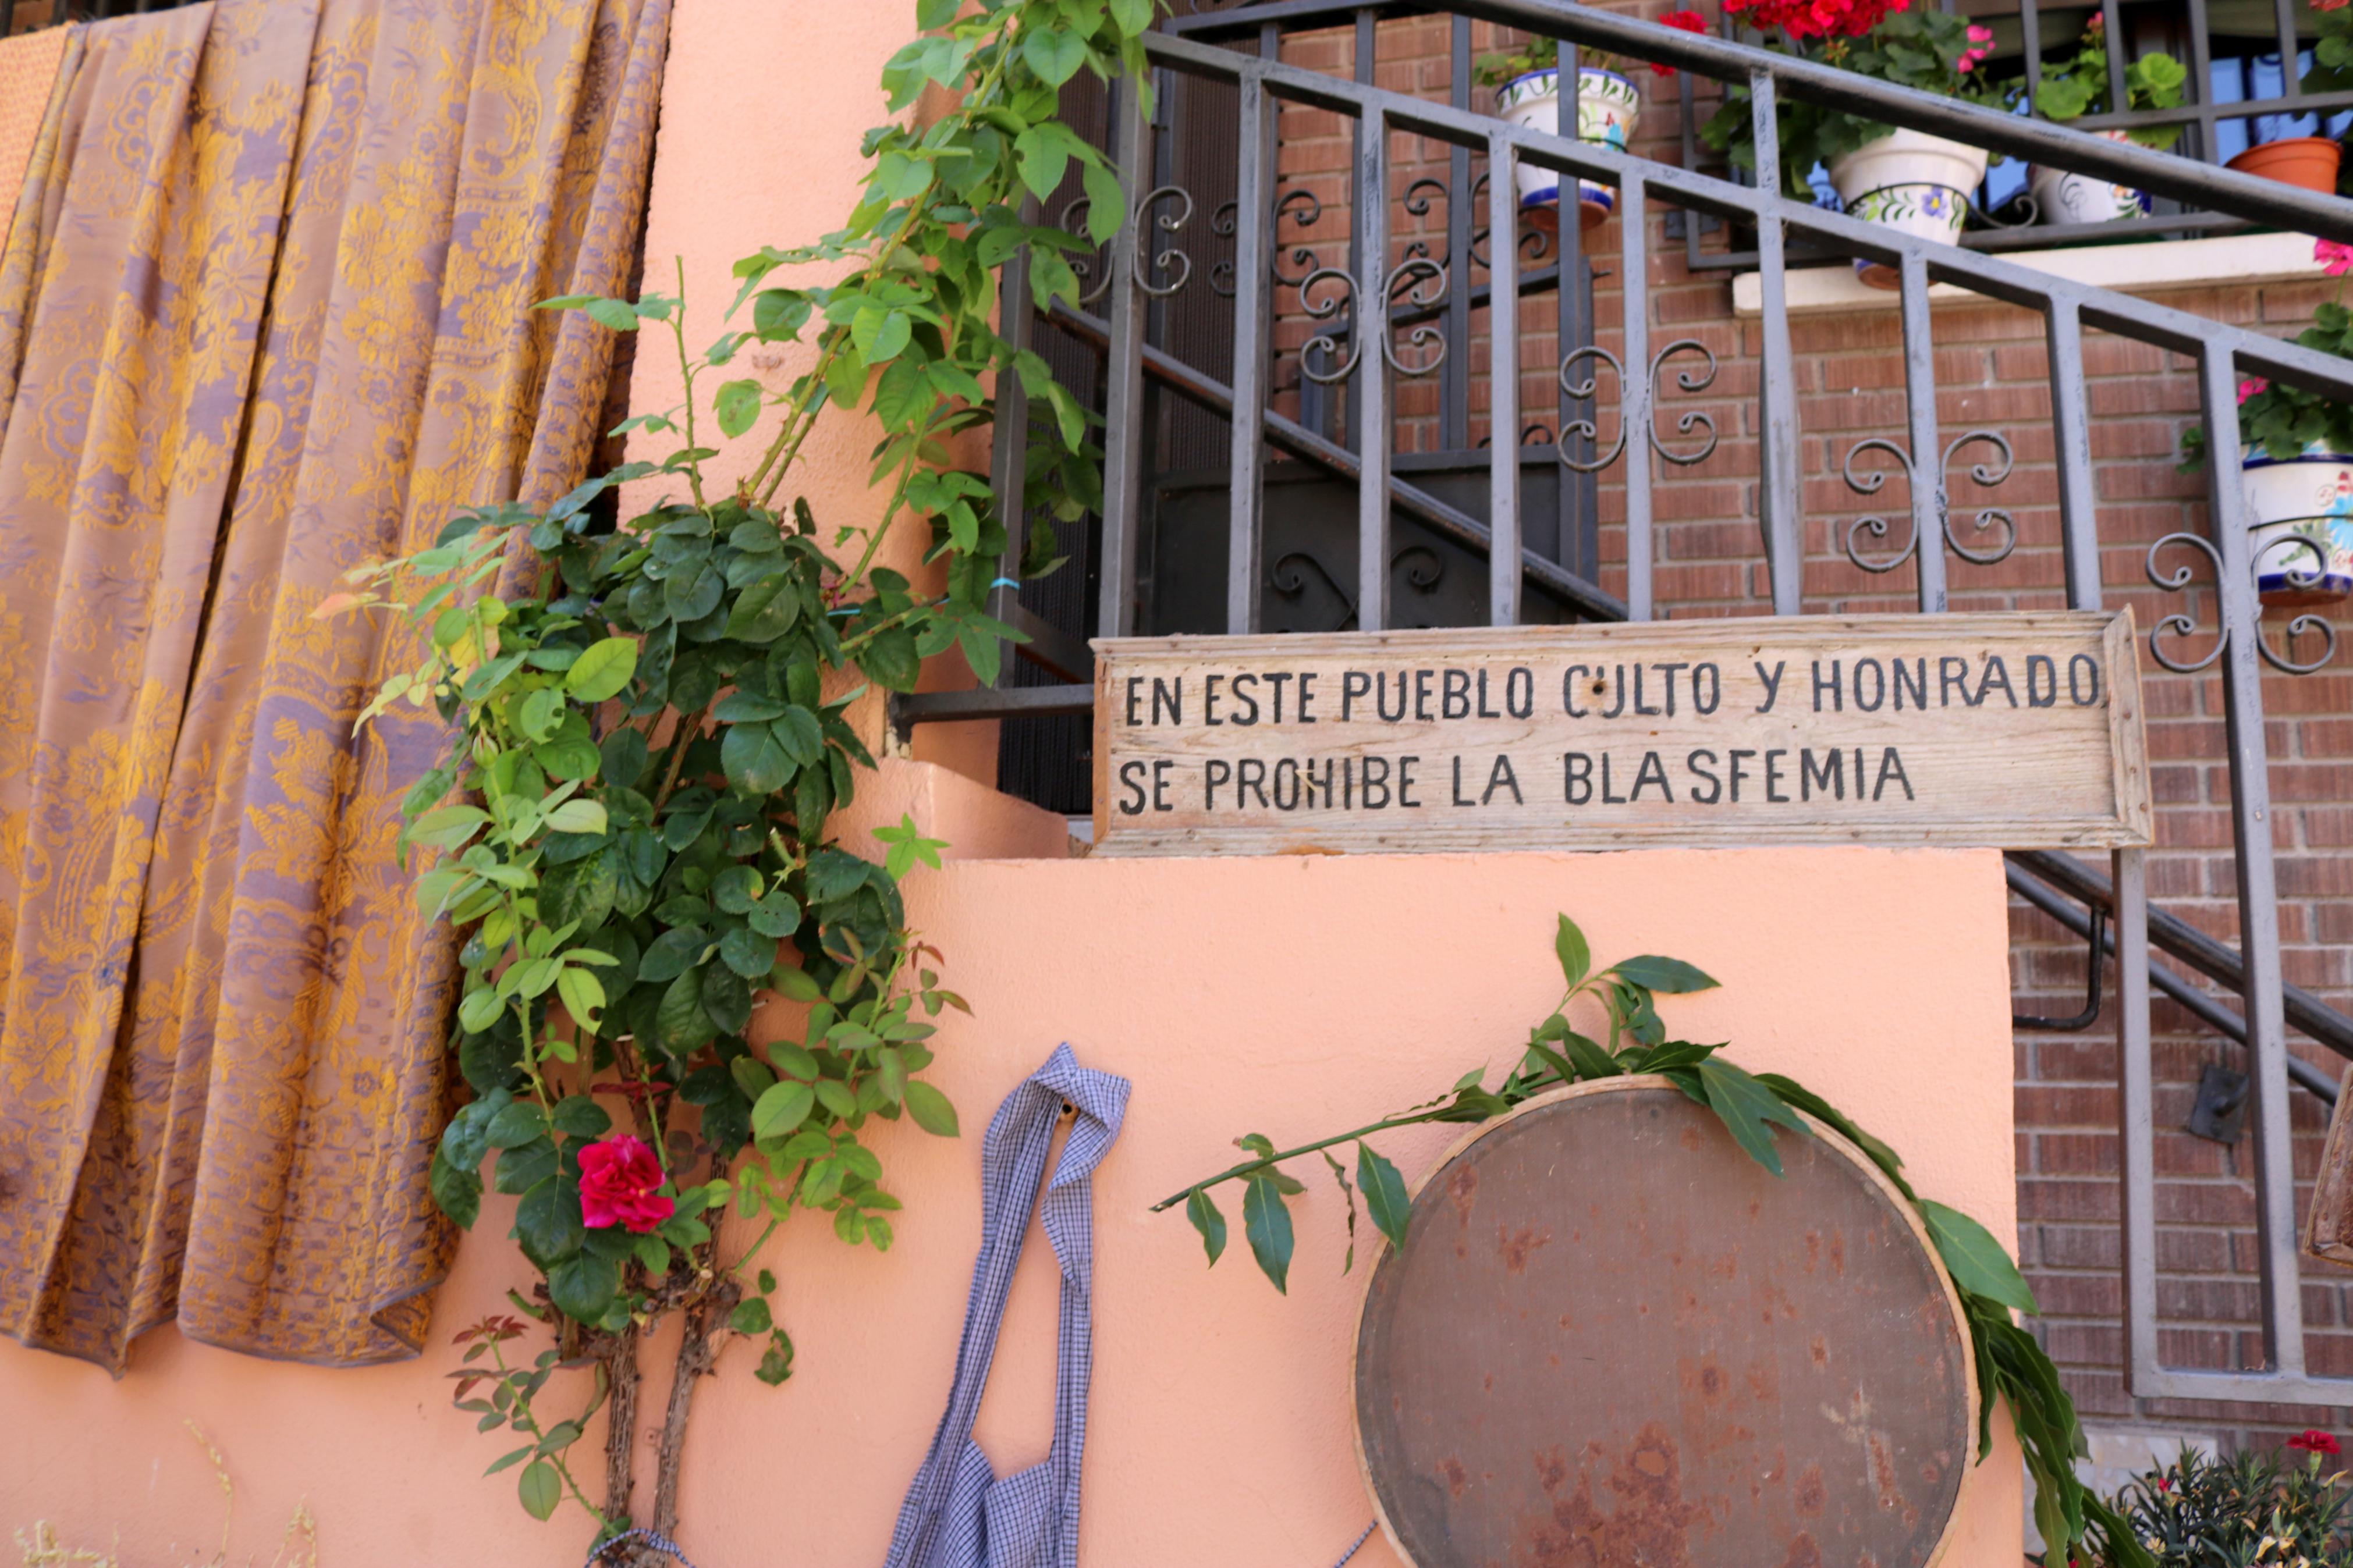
[1826,129,1990,290]
[1493,67,1641,231]
[2245,447,2353,606]
[2027,128,2150,226]
[2226,135,2343,195]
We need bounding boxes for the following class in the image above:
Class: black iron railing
[895,0,2353,1411]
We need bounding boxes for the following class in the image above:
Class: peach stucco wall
[0,5,2024,1564]
[0,834,2022,1567]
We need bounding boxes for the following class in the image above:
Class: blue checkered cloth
[881,1043,1131,1568]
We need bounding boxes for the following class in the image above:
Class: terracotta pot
[2226,135,2343,194]
[1492,67,1641,232]
[1825,129,1989,290]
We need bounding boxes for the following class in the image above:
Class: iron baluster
[1750,71,1802,614]
[1489,130,1523,628]
[1898,252,1947,614]
[1621,172,1655,623]
[1228,67,1275,636]
[1097,74,1149,641]
[1355,101,1392,631]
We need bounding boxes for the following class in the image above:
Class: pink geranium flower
[577,1134,676,1233]
[2239,376,2270,403]
[2317,238,2353,277]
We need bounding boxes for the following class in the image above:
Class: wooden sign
[1088,611,2150,856]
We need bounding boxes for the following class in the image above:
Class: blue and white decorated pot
[2027,127,2151,227]
[1493,67,1641,229]
[2245,447,2353,605]
[1826,129,1989,288]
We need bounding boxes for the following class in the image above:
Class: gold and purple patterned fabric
[0,0,670,1373]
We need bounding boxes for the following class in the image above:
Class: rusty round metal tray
[1353,1076,1976,1568]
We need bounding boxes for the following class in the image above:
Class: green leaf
[719,925,774,979]
[1918,1198,2039,1314]
[1695,1057,1811,1178]
[544,799,607,836]
[715,378,764,439]
[655,969,718,1054]
[1108,0,1152,35]
[1241,1173,1293,1294]
[430,1148,482,1228]
[1358,1142,1412,1251]
[751,1079,815,1140]
[730,1296,773,1335]
[517,1459,563,1521]
[555,964,606,1031]
[515,1177,584,1265]
[484,1101,547,1149]
[725,574,801,643]
[904,1079,959,1137]
[1561,1029,1623,1080]
[565,637,639,702]
[1610,955,1719,993]
[484,1445,534,1477]
[1020,23,1088,86]
[549,1096,610,1137]
[1079,158,1124,244]
[1554,914,1591,988]
[1184,1186,1227,1265]
[548,1250,619,1324]
[721,720,796,795]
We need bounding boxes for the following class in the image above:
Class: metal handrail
[1170,0,2353,244]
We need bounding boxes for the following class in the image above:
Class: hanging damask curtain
[0,0,670,1371]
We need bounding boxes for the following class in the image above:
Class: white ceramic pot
[1826,129,1989,286]
[2027,128,2149,227]
[1493,67,1641,229]
[2245,448,2353,605]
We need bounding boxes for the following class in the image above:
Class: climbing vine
[1160,915,2156,1568]
[331,0,1152,1555]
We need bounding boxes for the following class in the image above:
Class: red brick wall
[1255,7,2353,1452]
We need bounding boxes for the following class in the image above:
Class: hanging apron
[882,1043,1132,1568]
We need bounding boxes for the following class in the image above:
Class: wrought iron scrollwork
[1211,188,1325,298]
[1839,431,2017,574]
[1466,170,1553,269]
[1133,184,1194,298]
[1648,340,1719,467]
[1271,545,1446,631]
[2145,532,2339,675]
[1062,184,1197,303]
[1296,258,1450,385]
[1557,347,1627,474]
[1543,339,1719,472]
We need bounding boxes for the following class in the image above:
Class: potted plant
[1475,13,1704,231]
[2284,0,2353,197]
[2182,239,2353,606]
[1701,0,2006,287]
[2021,16,2185,226]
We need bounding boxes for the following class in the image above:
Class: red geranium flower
[1726,0,1906,41]
[578,1134,676,1234]
[1651,9,1709,75]
[2290,1429,2342,1456]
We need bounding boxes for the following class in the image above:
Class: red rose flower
[1651,9,1709,75]
[578,1134,675,1234]
[2290,1429,2342,1457]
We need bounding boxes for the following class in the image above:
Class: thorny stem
[649,699,714,813]
[672,259,707,513]
[484,1337,612,1530]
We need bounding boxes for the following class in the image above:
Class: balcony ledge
[1731,229,2324,317]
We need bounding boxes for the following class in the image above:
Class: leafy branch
[1159,914,2152,1568]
